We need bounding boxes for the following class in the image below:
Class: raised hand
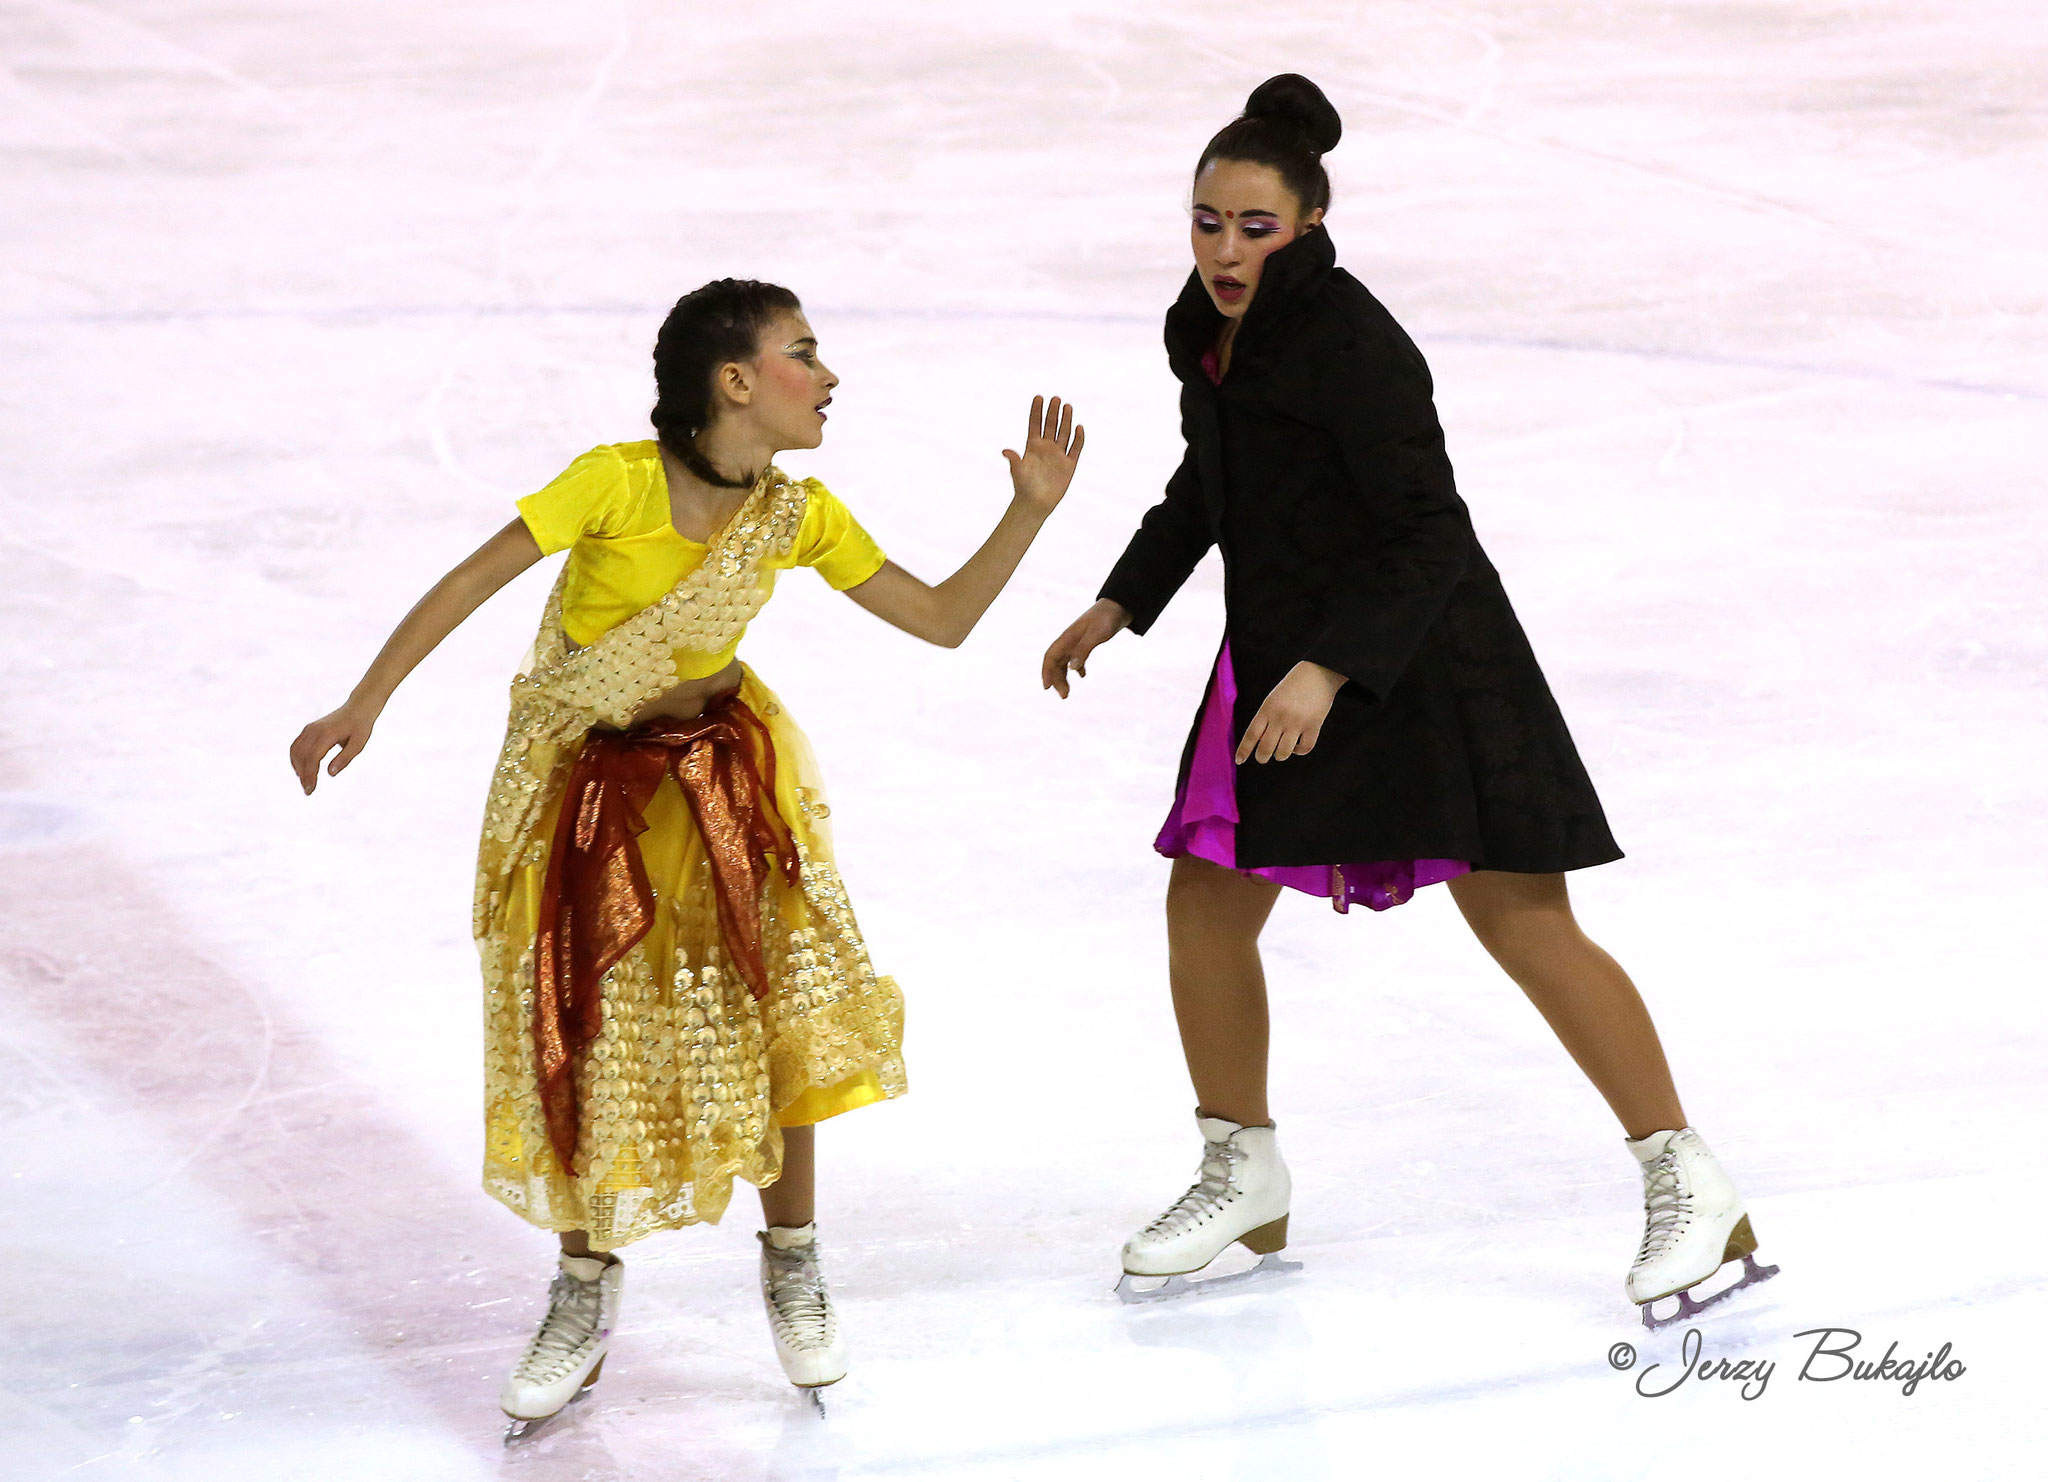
[291,703,376,794]
[1042,598,1130,698]
[1002,395,1085,515]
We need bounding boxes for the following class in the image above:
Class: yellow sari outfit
[474,441,906,1249]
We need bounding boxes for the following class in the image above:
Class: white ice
[3,2,2045,1478]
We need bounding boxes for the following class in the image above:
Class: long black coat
[1099,227,1621,873]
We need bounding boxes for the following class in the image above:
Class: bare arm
[843,395,1084,648]
[290,517,544,793]
[843,501,1044,649]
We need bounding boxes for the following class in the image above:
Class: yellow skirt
[477,667,906,1248]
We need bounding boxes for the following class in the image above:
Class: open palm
[1003,395,1085,514]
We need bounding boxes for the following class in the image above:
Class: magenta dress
[1153,346,1471,914]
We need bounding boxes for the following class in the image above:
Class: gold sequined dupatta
[472,467,810,944]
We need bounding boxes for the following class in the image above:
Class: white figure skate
[760,1223,847,1411]
[1116,1113,1300,1303]
[1627,1127,1778,1330]
[500,1252,623,1442]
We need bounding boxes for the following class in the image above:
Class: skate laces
[762,1242,836,1350]
[1635,1151,1694,1265]
[1142,1140,1244,1239]
[516,1268,604,1381]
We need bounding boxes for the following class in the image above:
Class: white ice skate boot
[1116,1113,1299,1302]
[1627,1127,1778,1329]
[500,1252,623,1442]
[759,1223,847,1408]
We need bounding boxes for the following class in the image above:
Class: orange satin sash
[531,692,799,1174]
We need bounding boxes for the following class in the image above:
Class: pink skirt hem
[1153,642,1471,913]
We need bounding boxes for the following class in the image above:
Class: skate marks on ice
[0,841,543,1464]
[0,793,97,852]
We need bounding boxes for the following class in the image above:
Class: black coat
[1099,226,1621,873]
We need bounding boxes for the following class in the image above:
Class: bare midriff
[625,658,744,728]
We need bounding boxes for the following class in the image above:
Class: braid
[650,278,803,488]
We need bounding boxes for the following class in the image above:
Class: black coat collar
[1164,225,1338,385]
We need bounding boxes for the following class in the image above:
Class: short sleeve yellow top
[517,441,887,677]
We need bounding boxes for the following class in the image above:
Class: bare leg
[1166,855,1285,1127]
[1446,870,1685,1139]
[759,1124,817,1228]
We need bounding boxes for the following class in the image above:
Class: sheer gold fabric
[473,469,906,1249]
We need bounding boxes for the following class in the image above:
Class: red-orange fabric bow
[531,692,798,1174]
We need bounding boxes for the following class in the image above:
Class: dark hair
[650,278,802,488]
[1194,73,1342,215]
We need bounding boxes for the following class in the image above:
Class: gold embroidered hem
[478,667,905,1248]
[471,469,905,1251]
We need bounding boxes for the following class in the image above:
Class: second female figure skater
[293,279,1083,1430]
[1043,76,1773,1327]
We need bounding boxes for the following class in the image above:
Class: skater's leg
[753,1125,842,1391]
[502,1244,624,1434]
[559,1230,595,1258]
[1117,859,1292,1288]
[759,1124,816,1229]
[1446,870,1684,1139]
[1166,855,1284,1127]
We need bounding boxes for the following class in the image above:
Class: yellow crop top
[516,441,888,674]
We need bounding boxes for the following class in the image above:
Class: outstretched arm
[290,517,544,793]
[844,395,1083,648]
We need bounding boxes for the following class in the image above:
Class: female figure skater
[1042,77,1772,1327]
[293,279,1083,1430]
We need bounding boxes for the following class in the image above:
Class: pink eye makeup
[1191,207,1290,240]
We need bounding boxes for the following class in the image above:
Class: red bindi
[1225,210,1235,219]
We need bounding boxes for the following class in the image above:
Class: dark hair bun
[1244,74,1341,155]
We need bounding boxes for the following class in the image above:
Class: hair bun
[1244,73,1341,155]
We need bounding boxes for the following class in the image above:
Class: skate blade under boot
[1115,1250,1304,1304]
[1115,1217,1302,1304]
[501,1358,605,1444]
[1637,1217,1780,1331]
[799,1381,836,1416]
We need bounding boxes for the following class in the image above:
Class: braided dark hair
[650,278,803,488]
[1195,73,1343,215]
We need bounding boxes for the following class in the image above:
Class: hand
[1042,598,1130,698]
[1003,395,1086,515]
[291,703,377,794]
[1236,662,1345,764]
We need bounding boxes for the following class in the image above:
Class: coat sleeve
[1300,336,1472,702]
[1096,445,1213,635]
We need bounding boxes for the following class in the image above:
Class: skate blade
[501,1359,605,1444]
[1638,1252,1781,1332]
[1115,1251,1303,1305]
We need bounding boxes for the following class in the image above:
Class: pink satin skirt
[1154,642,1471,913]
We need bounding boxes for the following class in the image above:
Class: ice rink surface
[3,1,2045,1477]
